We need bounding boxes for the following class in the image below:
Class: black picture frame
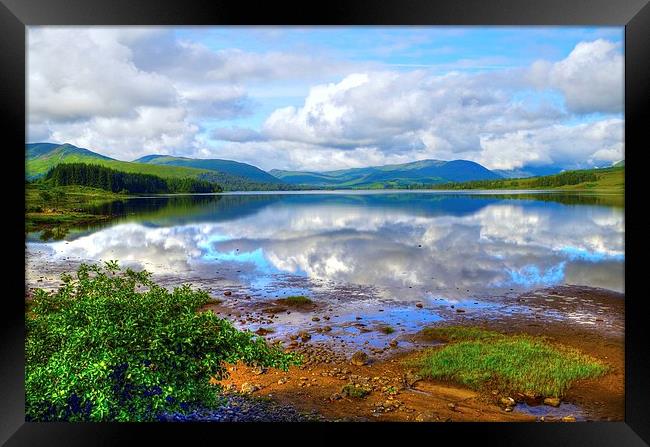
[2,0,648,444]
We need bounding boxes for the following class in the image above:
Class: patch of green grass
[420,326,501,342]
[411,326,607,398]
[379,325,395,335]
[277,295,313,306]
[432,167,624,193]
[25,184,126,237]
[341,383,371,398]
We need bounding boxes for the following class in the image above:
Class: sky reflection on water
[27,192,625,300]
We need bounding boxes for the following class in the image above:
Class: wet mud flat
[198,284,624,422]
[25,257,623,422]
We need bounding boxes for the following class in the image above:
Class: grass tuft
[341,383,371,398]
[420,326,501,342]
[411,326,607,398]
[379,326,395,335]
[277,295,313,306]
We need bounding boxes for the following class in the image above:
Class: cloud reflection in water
[27,193,625,299]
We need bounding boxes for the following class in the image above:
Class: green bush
[25,262,300,421]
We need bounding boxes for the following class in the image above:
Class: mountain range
[270,159,501,187]
[26,142,620,190]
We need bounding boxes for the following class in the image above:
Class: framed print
[2,0,649,444]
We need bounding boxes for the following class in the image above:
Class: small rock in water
[389,340,398,348]
[312,317,320,322]
[255,327,273,336]
[562,415,577,422]
[500,397,516,407]
[350,351,369,366]
[223,291,232,296]
[416,303,423,308]
[298,331,311,342]
[456,308,465,313]
[543,397,561,407]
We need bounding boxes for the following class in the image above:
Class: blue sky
[28,26,624,171]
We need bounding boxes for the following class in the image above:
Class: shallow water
[26,191,625,303]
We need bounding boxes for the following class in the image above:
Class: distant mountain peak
[271,159,501,187]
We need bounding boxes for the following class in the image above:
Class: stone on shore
[351,351,369,366]
[543,397,561,407]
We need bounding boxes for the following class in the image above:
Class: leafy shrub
[25,262,300,421]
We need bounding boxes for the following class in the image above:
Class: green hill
[25,143,294,191]
[428,166,624,193]
[270,159,501,188]
[134,154,283,184]
[26,143,218,180]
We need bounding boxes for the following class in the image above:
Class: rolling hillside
[430,166,624,193]
[25,143,293,191]
[26,143,216,180]
[270,159,502,188]
[134,155,283,184]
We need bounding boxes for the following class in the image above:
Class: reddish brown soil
[213,286,624,422]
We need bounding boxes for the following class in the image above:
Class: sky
[27,26,624,172]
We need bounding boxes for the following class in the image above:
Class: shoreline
[202,285,623,422]
[24,252,624,422]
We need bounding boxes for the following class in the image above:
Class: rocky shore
[25,256,624,422]
[198,285,624,422]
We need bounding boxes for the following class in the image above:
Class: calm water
[26,191,625,302]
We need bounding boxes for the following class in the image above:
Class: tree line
[407,169,602,190]
[45,163,222,194]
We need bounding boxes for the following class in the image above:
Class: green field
[27,152,214,181]
[25,183,128,236]
[412,326,607,398]
[427,167,624,193]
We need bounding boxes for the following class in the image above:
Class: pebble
[158,395,318,422]
[240,382,258,394]
[543,397,561,407]
[351,351,369,366]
